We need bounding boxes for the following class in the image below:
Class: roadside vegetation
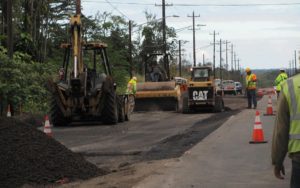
[0,1,279,115]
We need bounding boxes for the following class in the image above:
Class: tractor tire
[50,96,69,127]
[214,96,224,113]
[182,92,189,114]
[101,78,118,125]
[117,96,125,123]
[124,96,131,121]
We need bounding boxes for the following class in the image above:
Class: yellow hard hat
[245,67,251,72]
[132,76,137,81]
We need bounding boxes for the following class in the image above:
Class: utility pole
[162,0,168,79]
[224,40,230,79]
[292,60,295,76]
[128,21,133,77]
[234,52,237,71]
[231,44,234,72]
[179,40,182,76]
[220,39,223,81]
[217,39,226,81]
[237,58,242,83]
[225,41,230,71]
[289,61,292,76]
[219,39,223,81]
[155,1,173,79]
[159,0,173,80]
[6,0,13,58]
[237,58,241,82]
[188,11,201,67]
[210,31,219,78]
[295,50,297,74]
[202,53,205,65]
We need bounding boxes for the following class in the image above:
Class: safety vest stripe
[288,78,300,120]
[290,134,300,140]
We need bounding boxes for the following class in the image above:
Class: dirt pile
[17,113,44,128]
[0,117,106,188]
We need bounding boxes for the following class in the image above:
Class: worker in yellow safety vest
[245,67,257,109]
[126,76,137,95]
[274,68,288,97]
[272,74,300,187]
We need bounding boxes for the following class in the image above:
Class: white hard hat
[132,76,137,81]
[280,67,285,71]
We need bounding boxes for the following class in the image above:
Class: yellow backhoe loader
[48,0,130,126]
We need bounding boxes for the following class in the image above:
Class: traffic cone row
[43,115,53,137]
[249,110,268,144]
[264,95,275,116]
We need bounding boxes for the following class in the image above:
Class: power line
[174,3,300,7]
[83,1,300,7]
[84,1,154,6]
[104,0,131,20]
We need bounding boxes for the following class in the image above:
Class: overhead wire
[103,0,131,20]
[83,1,300,7]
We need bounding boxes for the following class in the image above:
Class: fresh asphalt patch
[141,109,240,161]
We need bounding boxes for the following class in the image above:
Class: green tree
[136,12,177,78]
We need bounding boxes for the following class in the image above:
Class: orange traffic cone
[6,104,11,117]
[264,95,275,116]
[249,111,268,144]
[43,115,53,137]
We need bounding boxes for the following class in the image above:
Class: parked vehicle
[214,79,223,95]
[235,82,243,94]
[222,80,237,95]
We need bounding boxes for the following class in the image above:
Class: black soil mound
[0,117,106,188]
[17,113,44,128]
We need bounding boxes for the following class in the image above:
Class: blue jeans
[291,160,300,188]
[247,89,257,108]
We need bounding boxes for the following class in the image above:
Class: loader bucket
[135,81,181,111]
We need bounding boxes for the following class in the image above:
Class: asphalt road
[55,95,263,188]
[53,95,246,172]
[134,95,290,188]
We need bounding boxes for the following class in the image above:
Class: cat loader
[48,0,130,126]
[182,66,224,113]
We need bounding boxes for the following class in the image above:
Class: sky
[81,0,300,69]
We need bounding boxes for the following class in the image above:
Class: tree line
[0,1,191,115]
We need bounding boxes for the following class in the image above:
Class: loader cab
[60,43,112,93]
[191,67,212,82]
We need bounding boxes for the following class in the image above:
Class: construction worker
[245,67,257,109]
[126,76,137,95]
[272,75,300,188]
[274,68,288,97]
[126,76,137,113]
